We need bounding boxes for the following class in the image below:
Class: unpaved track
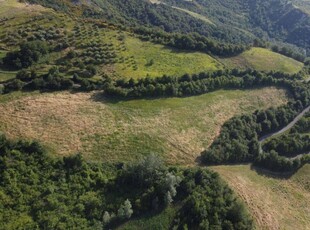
[259,105,310,142]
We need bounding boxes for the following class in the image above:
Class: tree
[102,211,111,224]
[117,199,133,219]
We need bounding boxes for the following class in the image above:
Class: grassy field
[113,36,223,79]
[220,47,304,74]
[0,87,288,165]
[211,164,310,230]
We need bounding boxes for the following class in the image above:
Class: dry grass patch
[0,87,288,164]
[0,0,48,18]
[211,164,310,230]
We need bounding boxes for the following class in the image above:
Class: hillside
[221,47,304,74]
[212,164,310,230]
[0,0,309,229]
[0,87,288,165]
[20,0,310,55]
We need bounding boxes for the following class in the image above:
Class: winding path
[259,105,310,143]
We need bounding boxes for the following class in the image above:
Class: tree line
[133,27,249,57]
[103,69,302,99]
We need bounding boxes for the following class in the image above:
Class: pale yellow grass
[0,87,288,164]
[212,165,310,230]
[0,0,48,17]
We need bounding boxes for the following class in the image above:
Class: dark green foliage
[0,134,253,229]
[133,27,248,56]
[103,69,297,99]
[202,114,260,164]
[16,69,37,81]
[3,79,26,93]
[27,67,74,91]
[2,41,49,69]
[253,150,310,172]
[263,133,310,158]
[173,169,254,229]
[201,101,307,166]
[271,45,305,62]
[201,80,310,171]
[249,0,310,55]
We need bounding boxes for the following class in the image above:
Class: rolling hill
[0,0,309,229]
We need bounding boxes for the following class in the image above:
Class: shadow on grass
[89,90,181,104]
[249,164,297,179]
[198,155,300,180]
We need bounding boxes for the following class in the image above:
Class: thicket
[0,134,253,229]
[263,133,310,158]
[290,111,310,134]
[254,151,310,172]
[133,27,248,56]
[2,41,50,69]
[271,45,305,62]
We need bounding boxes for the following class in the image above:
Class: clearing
[220,47,304,74]
[0,87,288,165]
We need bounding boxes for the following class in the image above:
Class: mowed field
[212,164,310,230]
[0,87,288,165]
[220,47,304,74]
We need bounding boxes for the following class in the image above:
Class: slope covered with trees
[23,0,310,56]
[0,134,253,229]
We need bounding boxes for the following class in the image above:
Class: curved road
[259,105,310,143]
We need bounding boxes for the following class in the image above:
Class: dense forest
[0,134,253,229]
